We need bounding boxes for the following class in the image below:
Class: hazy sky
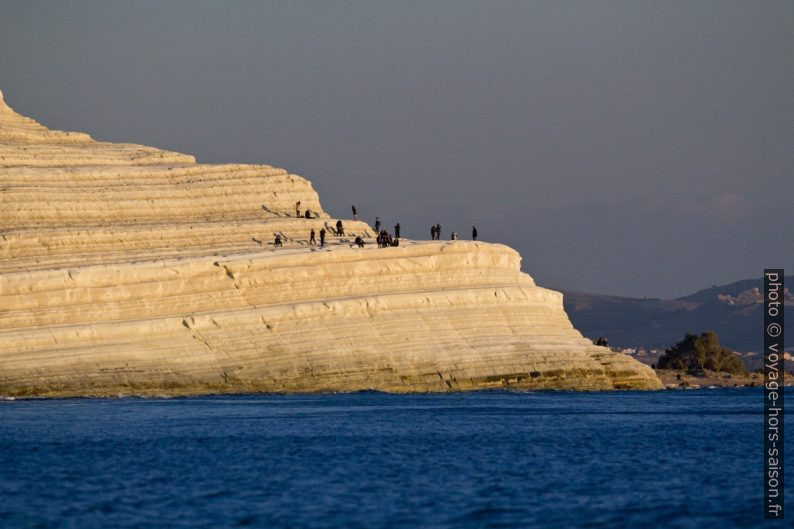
[1,0,792,298]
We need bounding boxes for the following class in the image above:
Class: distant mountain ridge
[561,276,793,352]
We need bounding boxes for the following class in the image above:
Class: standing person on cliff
[336,220,344,236]
[375,217,381,233]
[352,205,358,220]
[319,228,326,247]
[394,223,401,239]
[472,226,478,241]
[309,229,316,245]
[430,225,436,240]
[436,224,442,240]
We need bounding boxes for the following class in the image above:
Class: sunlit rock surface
[0,92,662,396]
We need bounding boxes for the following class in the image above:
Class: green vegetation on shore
[657,331,746,374]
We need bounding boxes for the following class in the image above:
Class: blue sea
[0,388,790,529]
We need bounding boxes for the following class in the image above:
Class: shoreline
[5,382,791,401]
[653,368,776,389]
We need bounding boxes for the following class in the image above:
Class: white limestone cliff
[0,92,662,396]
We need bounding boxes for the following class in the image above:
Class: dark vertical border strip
[764,269,784,519]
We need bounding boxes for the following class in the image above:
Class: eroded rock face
[0,94,662,396]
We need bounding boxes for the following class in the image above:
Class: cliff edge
[0,92,662,396]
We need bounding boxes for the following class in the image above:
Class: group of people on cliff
[430,224,477,241]
[294,201,318,219]
[308,228,327,246]
[273,203,479,249]
[376,230,400,248]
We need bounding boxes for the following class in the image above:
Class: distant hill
[561,276,793,352]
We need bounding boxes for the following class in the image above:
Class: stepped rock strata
[0,91,662,396]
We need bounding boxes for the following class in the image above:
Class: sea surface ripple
[0,388,790,528]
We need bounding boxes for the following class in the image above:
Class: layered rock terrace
[0,91,662,396]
